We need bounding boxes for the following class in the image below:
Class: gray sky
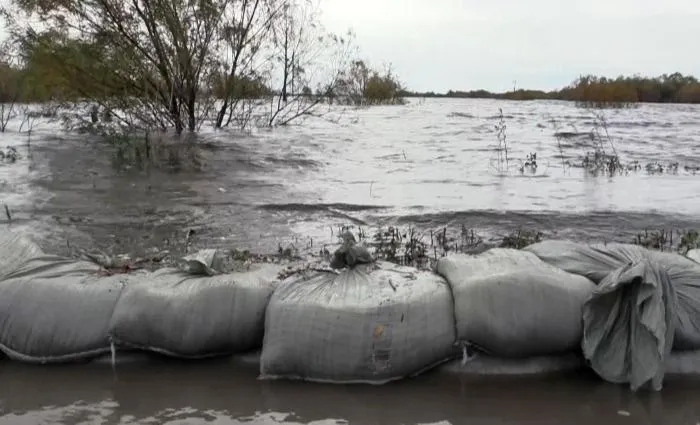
[320,0,700,92]
[2,0,698,93]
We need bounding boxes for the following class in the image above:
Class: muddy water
[2,99,700,424]
[2,99,700,256]
[1,356,700,425]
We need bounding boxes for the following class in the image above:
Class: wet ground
[2,98,700,424]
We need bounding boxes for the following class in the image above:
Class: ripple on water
[1,99,700,255]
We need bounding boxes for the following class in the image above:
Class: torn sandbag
[260,261,457,383]
[0,255,131,363]
[436,249,595,358]
[688,249,700,263]
[108,263,283,358]
[582,258,676,391]
[523,240,649,283]
[0,229,43,279]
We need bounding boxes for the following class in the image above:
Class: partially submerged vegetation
[0,0,404,138]
[489,106,698,178]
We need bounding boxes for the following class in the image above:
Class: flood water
[1,355,700,425]
[3,98,700,256]
[2,98,700,424]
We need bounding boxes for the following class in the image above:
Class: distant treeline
[403,73,700,106]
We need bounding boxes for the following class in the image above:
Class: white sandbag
[260,261,457,383]
[108,263,283,358]
[435,249,595,357]
[582,259,676,391]
[0,255,129,363]
[0,229,43,279]
[688,249,700,263]
[523,240,648,283]
[525,240,700,351]
[440,352,585,376]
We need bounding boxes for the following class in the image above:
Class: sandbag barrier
[1,228,700,391]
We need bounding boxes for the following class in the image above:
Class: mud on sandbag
[436,249,596,358]
[260,261,457,383]
[0,229,44,280]
[0,255,130,363]
[108,263,283,358]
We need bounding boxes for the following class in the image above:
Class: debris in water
[617,410,631,417]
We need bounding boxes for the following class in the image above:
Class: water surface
[3,98,700,256]
[1,99,700,424]
[1,357,700,425]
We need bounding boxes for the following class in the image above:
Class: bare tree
[1,0,359,134]
[0,47,22,133]
[3,0,229,134]
[264,0,356,127]
[212,0,281,129]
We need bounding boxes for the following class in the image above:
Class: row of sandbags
[259,243,700,390]
[2,229,700,391]
[0,229,284,362]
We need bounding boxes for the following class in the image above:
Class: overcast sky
[319,0,700,92]
[1,0,698,93]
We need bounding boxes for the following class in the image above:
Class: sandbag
[688,249,700,263]
[0,255,129,363]
[259,261,457,383]
[648,252,700,350]
[582,259,676,391]
[523,240,648,283]
[0,229,43,279]
[435,249,595,357]
[525,240,700,351]
[109,263,283,358]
